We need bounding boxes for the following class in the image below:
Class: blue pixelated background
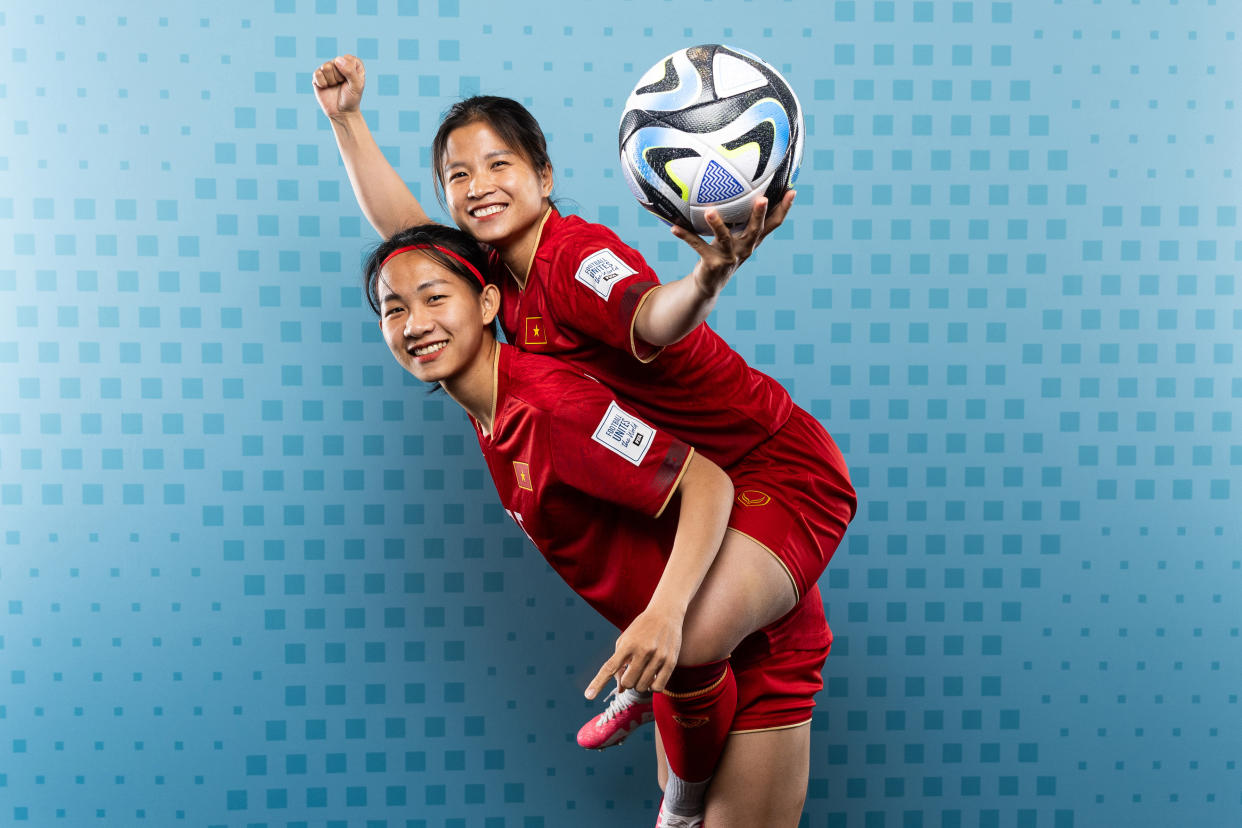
[2,1,1240,826]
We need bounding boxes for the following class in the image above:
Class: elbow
[633,286,688,348]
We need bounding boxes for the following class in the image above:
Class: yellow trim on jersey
[485,344,501,436]
[508,207,554,291]
[727,527,800,603]
[729,717,813,736]
[628,283,667,364]
[653,446,695,520]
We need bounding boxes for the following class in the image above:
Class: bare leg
[652,721,811,825]
[677,529,799,666]
[654,722,668,791]
[704,724,811,828]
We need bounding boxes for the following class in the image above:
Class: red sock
[653,659,737,783]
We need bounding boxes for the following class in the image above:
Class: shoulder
[539,214,639,267]
[538,215,653,302]
[503,348,605,412]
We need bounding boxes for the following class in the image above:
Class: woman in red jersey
[315,57,856,828]
[367,223,833,828]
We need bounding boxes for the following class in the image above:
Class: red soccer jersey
[473,345,695,631]
[489,209,794,467]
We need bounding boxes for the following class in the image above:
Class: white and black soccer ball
[618,44,804,234]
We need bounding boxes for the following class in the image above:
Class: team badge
[524,316,547,345]
[574,248,636,300]
[591,401,655,465]
[672,715,710,729]
[513,461,533,491]
[736,489,771,507]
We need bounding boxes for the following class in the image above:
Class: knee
[677,632,732,667]
[678,610,744,665]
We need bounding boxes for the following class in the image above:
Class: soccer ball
[618,44,804,235]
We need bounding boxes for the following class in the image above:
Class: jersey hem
[653,446,694,519]
[628,283,667,364]
[728,717,813,735]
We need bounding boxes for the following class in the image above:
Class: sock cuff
[662,659,731,699]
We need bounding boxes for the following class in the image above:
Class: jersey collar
[508,206,557,290]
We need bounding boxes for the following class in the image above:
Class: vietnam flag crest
[524,316,547,345]
[513,461,534,491]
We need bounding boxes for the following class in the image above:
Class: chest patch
[524,316,547,345]
[513,461,534,492]
[591,401,655,466]
[574,248,637,301]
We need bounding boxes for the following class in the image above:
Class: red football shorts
[729,638,832,733]
[718,406,852,730]
[724,405,856,602]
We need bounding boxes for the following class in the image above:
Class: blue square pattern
[0,2,1239,827]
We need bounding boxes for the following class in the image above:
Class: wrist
[692,266,725,299]
[645,592,689,620]
[329,109,365,134]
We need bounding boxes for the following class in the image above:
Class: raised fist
[311,54,366,120]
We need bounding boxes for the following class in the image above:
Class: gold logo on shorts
[736,489,771,507]
[672,715,709,729]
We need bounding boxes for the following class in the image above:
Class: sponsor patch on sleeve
[574,248,637,301]
[591,401,655,465]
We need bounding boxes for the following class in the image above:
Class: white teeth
[414,341,448,356]
[472,204,506,217]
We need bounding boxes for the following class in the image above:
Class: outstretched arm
[311,54,432,237]
[584,451,734,699]
[633,190,796,347]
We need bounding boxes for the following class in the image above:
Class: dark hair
[361,223,491,316]
[430,95,555,209]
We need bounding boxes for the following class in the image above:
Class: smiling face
[441,120,553,254]
[377,249,499,386]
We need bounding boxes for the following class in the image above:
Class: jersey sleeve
[545,382,693,518]
[548,230,665,362]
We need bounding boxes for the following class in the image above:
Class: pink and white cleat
[655,798,704,828]
[576,686,654,750]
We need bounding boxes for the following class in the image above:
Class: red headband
[380,243,486,288]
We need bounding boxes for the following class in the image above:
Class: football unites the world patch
[574,248,636,300]
[591,401,656,465]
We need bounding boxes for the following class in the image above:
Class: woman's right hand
[311,54,366,120]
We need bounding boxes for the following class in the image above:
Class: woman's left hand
[671,189,797,297]
[584,605,685,700]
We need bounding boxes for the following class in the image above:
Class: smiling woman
[367,230,501,395]
[319,56,856,827]
[361,224,759,826]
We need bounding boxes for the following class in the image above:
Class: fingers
[670,222,712,256]
[334,54,365,89]
[733,198,768,252]
[313,60,344,89]
[585,654,622,700]
[311,55,363,90]
[745,197,768,234]
[616,647,653,691]
[650,658,677,694]
[630,653,666,694]
[704,209,734,252]
[760,190,796,239]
